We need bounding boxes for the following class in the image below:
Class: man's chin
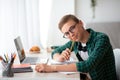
[71,36,79,41]
[72,38,79,42]
[75,38,80,42]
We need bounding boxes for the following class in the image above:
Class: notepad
[12,64,33,73]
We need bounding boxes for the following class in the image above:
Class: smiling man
[35,14,117,80]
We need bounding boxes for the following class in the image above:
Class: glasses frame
[63,23,77,38]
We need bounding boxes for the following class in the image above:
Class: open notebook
[50,57,78,65]
[49,57,78,75]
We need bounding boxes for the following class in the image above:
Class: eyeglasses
[63,23,77,38]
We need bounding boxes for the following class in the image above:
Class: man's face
[61,20,84,42]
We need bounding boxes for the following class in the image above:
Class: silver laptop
[14,36,41,65]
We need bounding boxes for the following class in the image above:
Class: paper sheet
[58,72,79,75]
[50,57,78,65]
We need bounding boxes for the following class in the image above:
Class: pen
[4,54,8,63]
[0,56,6,63]
[9,53,16,65]
[7,53,9,61]
[45,58,49,65]
[5,53,16,71]
[70,41,75,51]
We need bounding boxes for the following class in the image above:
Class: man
[35,14,117,80]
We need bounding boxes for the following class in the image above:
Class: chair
[113,49,120,80]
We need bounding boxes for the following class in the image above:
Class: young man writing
[35,14,117,80]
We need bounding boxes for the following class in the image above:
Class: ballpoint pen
[7,53,9,62]
[45,58,49,65]
[0,56,6,63]
[4,54,8,63]
[0,56,6,68]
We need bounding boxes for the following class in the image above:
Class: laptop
[14,36,41,65]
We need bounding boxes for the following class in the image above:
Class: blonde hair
[58,14,79,30]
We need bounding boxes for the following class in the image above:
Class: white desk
[0,50,80,80]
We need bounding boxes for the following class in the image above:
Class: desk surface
[0,50,80,80]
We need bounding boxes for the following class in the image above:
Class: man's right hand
[53,48,71,62]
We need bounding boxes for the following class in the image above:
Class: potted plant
[91,0,97,18]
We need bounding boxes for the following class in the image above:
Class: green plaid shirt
[52,28,117,80]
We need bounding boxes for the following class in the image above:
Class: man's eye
[65,32,69,36]
[71,25,75,29]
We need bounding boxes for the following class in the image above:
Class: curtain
[0,0,50,54]
[0,0,75,55]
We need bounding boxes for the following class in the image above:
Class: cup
[1,61,14,77]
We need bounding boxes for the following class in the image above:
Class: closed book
[12,64,33,73]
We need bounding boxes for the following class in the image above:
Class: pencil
[70,41,75,51]
[0,56,3,60]
[0,56,6,62]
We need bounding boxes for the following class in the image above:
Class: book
[12,64,33,73]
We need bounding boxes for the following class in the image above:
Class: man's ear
[78,20,83,27]
[79,20,83,25]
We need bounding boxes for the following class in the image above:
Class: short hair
[58,14,79,30]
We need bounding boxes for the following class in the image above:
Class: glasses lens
[69,24,76,33]
[63,23,77,39]
[63,32,69,38]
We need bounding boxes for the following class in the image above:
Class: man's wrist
[51,65,57,72]
[53,54,62,61]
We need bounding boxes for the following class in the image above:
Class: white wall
[47,0,75,46]
[47,0,120,46]
[0,0,120,52]
[75,0,120,23]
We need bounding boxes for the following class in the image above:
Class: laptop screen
[14,36,26,62]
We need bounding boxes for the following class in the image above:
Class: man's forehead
[64,20,76,27]
[61,21,76,32]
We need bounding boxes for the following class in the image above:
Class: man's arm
[35,63,78,72]
[53,63,77,72]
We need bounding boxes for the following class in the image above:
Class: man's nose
[69,31,74,37]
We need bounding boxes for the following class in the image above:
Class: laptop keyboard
[22,57,41,65]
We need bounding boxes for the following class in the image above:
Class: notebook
[14,36,41,65]
[50,57,78,65]
[12,64,33,73]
